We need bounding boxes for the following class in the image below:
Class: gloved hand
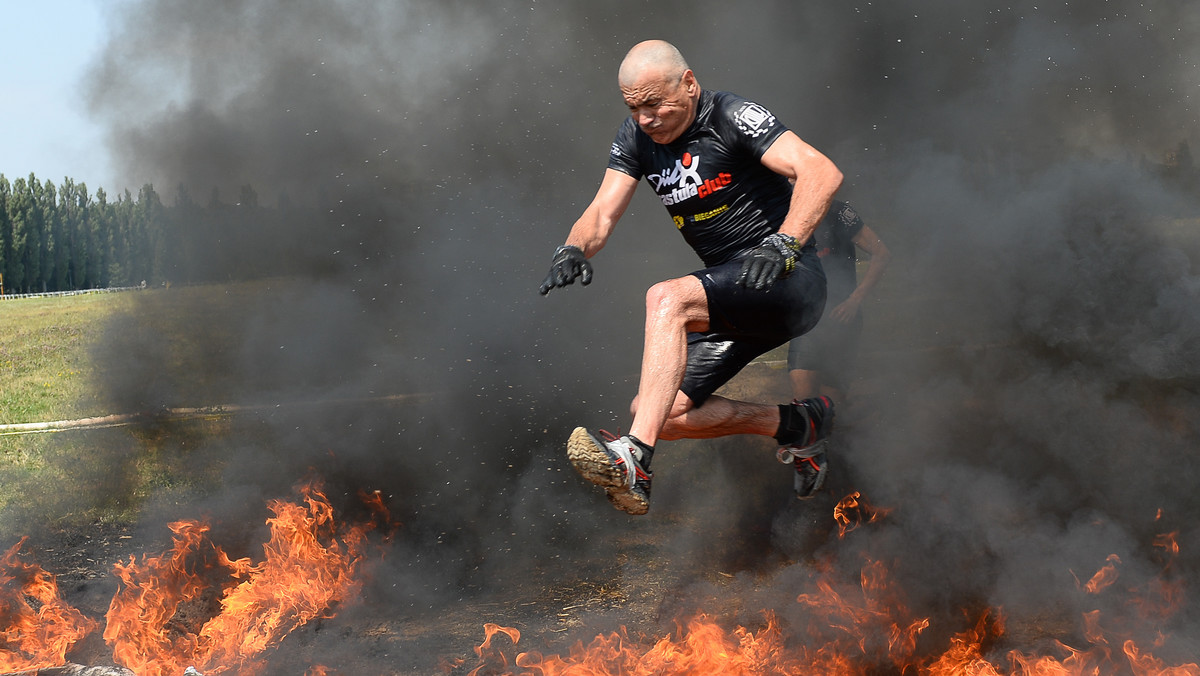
[538,245,593,295]
[736,232,801,290]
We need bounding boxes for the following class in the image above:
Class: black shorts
[679,247,826,405]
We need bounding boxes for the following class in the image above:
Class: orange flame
[1154,531,1180,558]
[1083,553,1122,594]
[468,498,1197,676]
[103,480,372,676]
[472,594,1197,676]
[0,538,99,671]
[833,491,891,538]
[795,556,932,672]
[477,613,804,675]
[469,623,522,675]
[925,610,1005,676]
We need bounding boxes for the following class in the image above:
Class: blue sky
[0,0,113,192]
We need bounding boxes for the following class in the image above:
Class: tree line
[0,173,331,295]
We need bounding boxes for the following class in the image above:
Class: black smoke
[25,0,1200,670]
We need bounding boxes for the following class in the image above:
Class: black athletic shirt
[607,89,796,268]
[812,200,865,304]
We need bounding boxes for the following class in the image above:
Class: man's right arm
[539,169,639,295]
[563,169,639,257]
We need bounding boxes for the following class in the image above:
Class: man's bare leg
[627,275,711,447]
[656,394,780,441]
[565,274,711,515]
[565,274,835,511]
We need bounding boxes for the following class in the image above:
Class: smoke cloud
[18,0,1200,670]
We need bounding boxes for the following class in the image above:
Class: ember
[833,491,891,538]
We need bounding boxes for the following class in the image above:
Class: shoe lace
[597,429,621,442]
[776,438,826,464]
[796,456,821,473]
[596,429,649,485]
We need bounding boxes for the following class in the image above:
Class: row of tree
[0,174,331,295]
[0,175,161,294]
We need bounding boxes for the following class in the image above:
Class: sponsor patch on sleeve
[733,101,776,138]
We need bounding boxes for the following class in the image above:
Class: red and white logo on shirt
[647,152,731,206]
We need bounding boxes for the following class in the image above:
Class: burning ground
[3,0,1200,673]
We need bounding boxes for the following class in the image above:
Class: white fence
[0,284,146,301]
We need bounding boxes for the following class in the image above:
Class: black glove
[736,232,801,290]
[538,245,593,295]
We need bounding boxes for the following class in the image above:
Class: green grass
[0,293,136,425]
[0,287,244,532]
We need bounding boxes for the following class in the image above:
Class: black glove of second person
[538,245,593,295]
[736,232,801,291]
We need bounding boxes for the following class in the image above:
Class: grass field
[0,292,143,522]
[0,287,243,531]
[0,292,138,425]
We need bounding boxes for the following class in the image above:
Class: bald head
[618,40,691,88]
[617,40,700,144]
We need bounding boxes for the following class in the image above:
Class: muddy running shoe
[775,396,835,499]
[567,427,652,515]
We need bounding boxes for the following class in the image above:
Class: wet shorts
[679,247,826,406]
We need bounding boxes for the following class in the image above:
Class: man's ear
[682,70,698,95]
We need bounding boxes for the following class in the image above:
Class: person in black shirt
[788,200,891,403]
[539,40,842,514]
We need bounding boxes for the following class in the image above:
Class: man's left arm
[760,131,843,243]
[736,131,842,290]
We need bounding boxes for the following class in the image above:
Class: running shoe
[787,440,829,499]
[775,396,835,499]
[567,427,652,515]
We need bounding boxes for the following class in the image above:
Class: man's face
[621,70,697,145]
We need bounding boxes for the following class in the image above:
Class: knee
[631,392,693,419]
[658,398,696,441]
[644,279,685,317]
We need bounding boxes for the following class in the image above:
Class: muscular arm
[563,168,640,257]
[760,131,843,243]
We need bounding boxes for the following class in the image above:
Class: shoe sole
[567,427,650,515]
[567,427,628,489]
[795,451,829,500]
[606,486,649,515]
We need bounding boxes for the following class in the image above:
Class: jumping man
[539,40,842,514]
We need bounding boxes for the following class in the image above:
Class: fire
[104,480,372,676]
[833,490,891,538]
[0,538,99,672]
[1082,553,1122,594]
[473,613,802,675]
[474,604,1197,676]
[469,494,1198,676]
[2,484,1194,676]
[794,556,932,671]
[0,478,377,676]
